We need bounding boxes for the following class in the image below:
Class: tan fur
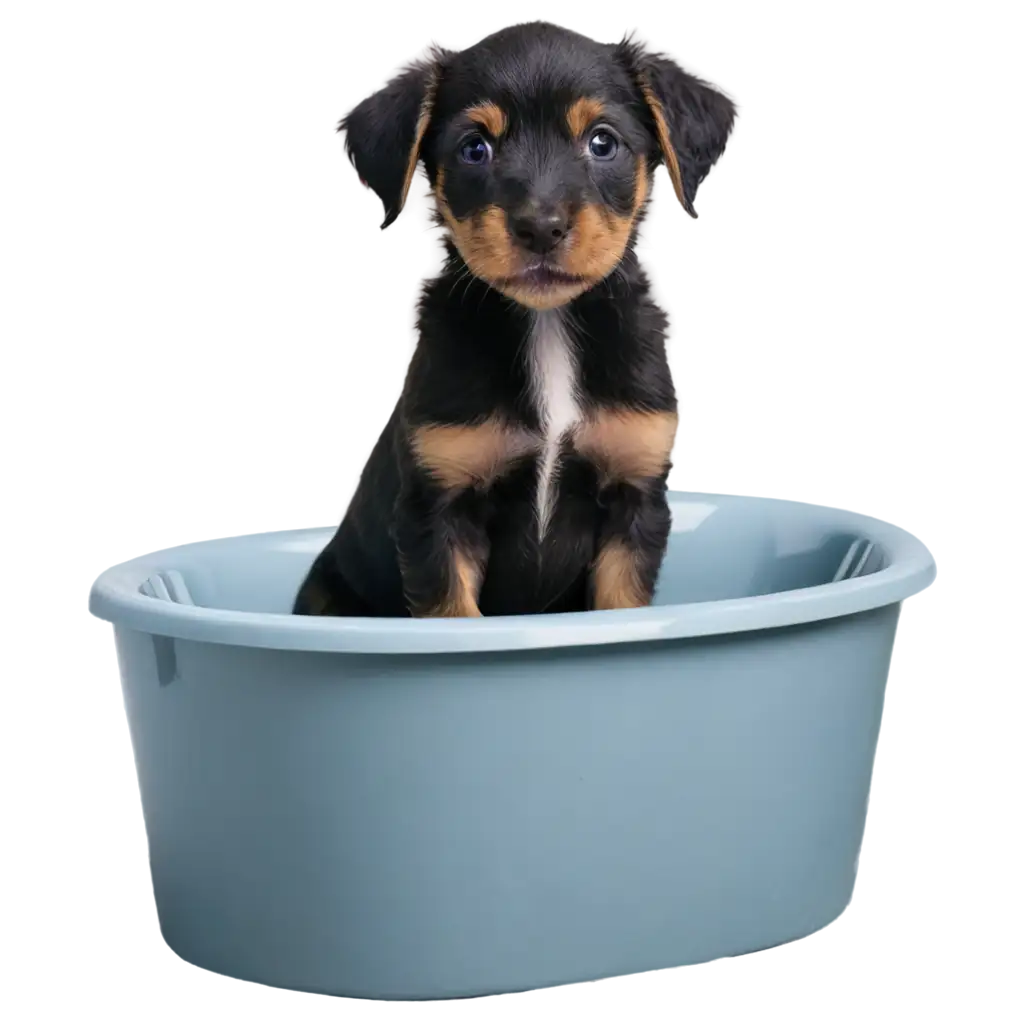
[639,79,687,210]
[566,97,605,137]
[562,161,649,283]
[592,541,648,609]
[397,67,440,217]
[435,152,649,308]
[466,102,508,137]
[435,185,580,310]
[420,547,485,618]
[411,418,538,490]
[436,170,519,281]
[575,407,677,483]
[500,279,590,311]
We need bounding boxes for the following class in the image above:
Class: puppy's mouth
[496,261,587,292]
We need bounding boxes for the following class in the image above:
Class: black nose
[510,207,570,255]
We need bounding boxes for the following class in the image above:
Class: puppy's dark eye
[588,129,618,161]
[459,134,492,166]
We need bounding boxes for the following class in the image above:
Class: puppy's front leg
[394,471,489,618]
[592,477,672,610]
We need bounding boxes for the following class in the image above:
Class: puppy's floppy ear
[615,38,736,218]
[331,63,436,226]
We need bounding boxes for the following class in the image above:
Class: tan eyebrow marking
[465,102,508,137]
[567,97,606,137]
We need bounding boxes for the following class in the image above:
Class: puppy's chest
[410,314,677,505]
[519,316,676,487]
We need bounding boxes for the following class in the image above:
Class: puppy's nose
[511,207,570,255]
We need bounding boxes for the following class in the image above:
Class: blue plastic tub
[90,492,934,999]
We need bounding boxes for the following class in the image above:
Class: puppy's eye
[588,129,618,161]
[459,134,492,166]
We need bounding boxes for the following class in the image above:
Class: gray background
[6,9,1024,1024]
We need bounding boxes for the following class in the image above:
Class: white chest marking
[527,311,582,541]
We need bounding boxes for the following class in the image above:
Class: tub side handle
[137,572,193,686]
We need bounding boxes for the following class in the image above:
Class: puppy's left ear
[615,40,736,218]
[340,49,449,229]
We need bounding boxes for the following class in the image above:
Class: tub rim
[88,491,936,655]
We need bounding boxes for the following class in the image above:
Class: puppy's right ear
[339,51,448,229]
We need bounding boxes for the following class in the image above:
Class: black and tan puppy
[294,22,734,618]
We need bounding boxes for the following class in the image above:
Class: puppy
[294,21,734,618]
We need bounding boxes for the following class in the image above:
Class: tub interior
[138,496,889,615]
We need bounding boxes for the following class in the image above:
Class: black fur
[340,58,438,228]
[613,38,736,217]
[295,22,735,618]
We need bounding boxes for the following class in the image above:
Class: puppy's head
[341,23,735,310]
